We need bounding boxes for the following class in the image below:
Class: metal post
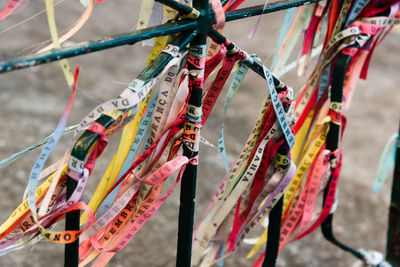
[64,115,115,267]
[321,49,364,260]
[176,0,208,266]
[262,197,284,267]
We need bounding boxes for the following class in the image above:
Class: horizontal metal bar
[208,28,284,88]
[225,0,321,22]
[0,0,321,74]
[0,20,197,73]
[155,0,194,16]
[221,0,230,7]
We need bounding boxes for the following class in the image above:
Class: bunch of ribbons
[191,0,400,266]
[0,39,196,267]
[0,0,281,266]
[0,0,399,266]
[243,0,400,266]
[192,50,297,267]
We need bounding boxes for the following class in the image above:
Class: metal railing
[0,0,398,267]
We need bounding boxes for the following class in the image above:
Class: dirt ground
[0,1,399,266]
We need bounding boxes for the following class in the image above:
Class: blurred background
[0,0,399,266]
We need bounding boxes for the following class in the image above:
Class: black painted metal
[65,115,115,267]
[263,197,283,267]
[0,0,320,75]
[0,20,197,73]
[176,0,208,265]
[155,0,195,16]
[221,0,230,7]
[321,48,364,261]
[207,28,284,87]
[225,0,321,22]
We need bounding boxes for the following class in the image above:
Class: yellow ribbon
[45,0,74,86]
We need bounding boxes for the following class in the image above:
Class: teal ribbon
[271,7,296,70]
[218,61,249,173]
[372,133,398,193]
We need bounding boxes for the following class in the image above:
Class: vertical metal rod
[386,121,400,265]
[63,34,194,267]
[321,50,364,260]
[65,183,80,267]
[262,197,284,267]
[64,116,115,267]
[176,0,208,266]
